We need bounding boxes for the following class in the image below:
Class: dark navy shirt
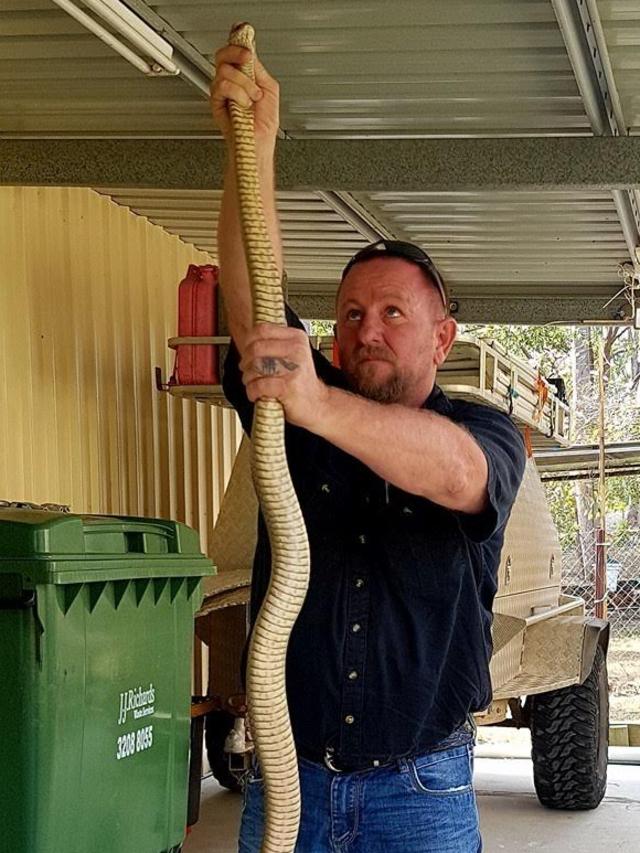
[223,314,526,767]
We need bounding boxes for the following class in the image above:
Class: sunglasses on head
[341,240,449,311]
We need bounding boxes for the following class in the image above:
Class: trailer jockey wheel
[531,645,609,810]
[204,709,243,793]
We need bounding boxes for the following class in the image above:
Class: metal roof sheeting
[94,186,629,307]
[0,0,210,135]
[151,0,592,137]
[0,0,592,138]
[1,0,637,318]
[357,190,629,297]
[535,442,640,476]
[596,1,640,134]
[94,188,370,283]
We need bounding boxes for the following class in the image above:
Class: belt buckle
[323,749,384,773]
[323,748,343,773]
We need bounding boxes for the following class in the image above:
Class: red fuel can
[172,264,220,385]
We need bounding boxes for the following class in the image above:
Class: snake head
[229,22,256,53]
[228,22,256,84]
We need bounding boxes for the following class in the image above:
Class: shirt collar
[422,383,453,415]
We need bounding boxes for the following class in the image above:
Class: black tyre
[531,644,608,810]
[204,710,242,792]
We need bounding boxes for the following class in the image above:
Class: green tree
[544,480,580,549]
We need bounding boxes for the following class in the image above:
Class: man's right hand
[210,45,280,147]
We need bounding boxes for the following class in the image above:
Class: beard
[343,348,411,404]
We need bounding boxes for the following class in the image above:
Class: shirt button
[352,623,361,633]
[355,577,365,589]
[345,715,355,725]
[348,670,359,680]
[358,534,367,544]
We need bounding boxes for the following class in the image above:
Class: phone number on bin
[116,725,154,760]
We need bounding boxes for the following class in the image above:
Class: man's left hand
[239,324,330,429]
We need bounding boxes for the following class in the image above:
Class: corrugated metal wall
[0,186,241,557]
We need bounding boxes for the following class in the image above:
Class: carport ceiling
[2,0,640,323]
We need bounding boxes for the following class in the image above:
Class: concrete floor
[183,758,640,852]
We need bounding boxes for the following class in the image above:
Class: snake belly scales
[228,22,311,853]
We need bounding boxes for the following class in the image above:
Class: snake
[227,22,311,853]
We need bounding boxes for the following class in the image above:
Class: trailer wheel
[204,710,242,793]
[531,645,608,810]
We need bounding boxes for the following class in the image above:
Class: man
[211,45,526,853]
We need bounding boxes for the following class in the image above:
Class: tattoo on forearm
[258,357,299,376]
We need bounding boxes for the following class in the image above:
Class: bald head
[334,256,457,407]
[336,255,448,319]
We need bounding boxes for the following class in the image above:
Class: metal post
[595,334,608,620]
[595,527,607,620]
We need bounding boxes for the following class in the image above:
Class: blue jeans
[238,743,482,852]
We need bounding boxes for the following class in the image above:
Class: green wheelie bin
[0,508,214,853]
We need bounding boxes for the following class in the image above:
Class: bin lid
[0,509,214,584]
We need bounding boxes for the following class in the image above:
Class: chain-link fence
[559,524,640,723]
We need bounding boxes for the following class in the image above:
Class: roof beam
[612,190,640,260]
[315,191,394,242]
[551,0,614,136]
[540,468,640,482]
[582,0,627,135]
[5,137,640,192]
[288,292,630,325]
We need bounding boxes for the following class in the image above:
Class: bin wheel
[531,645,608,810]
[204,710,242,793]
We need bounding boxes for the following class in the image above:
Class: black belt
[300,722,475,775]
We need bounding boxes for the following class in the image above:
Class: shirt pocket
[385,500,465,601]
[293,453,354,535]
[407,744,474,797]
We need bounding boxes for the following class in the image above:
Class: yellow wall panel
[0,186,241,556]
